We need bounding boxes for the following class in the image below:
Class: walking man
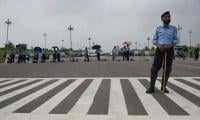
[146,11,178,94]
[96,48,102,61]
[84,47,89,61]
[194,47,199,61]
[112,46,117,61]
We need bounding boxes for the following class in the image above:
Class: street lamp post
[177,25,182,45]
[67,25,74,61]
[61,39,64,49]
[147,37,150,50]
[68,25,74,49]
[189,30,193,48]
[5,19,12,44]
[88,37,91,49]
[43,33,47,51]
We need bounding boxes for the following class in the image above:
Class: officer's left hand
[158,45,165,51]
[164,45,173,50]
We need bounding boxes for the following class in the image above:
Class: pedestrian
[183,46,188,60]
[56,48,61,62]
[53,49,56,62]
[122,46,126,61]
[96,48,102,61]
[84,47,89,61]
[22,52,26,63]
[194,47,199,61]
[10,51,15,63]
[146,11,178,94]
[42,48,46,63]
[112,46,117,61]
[126,45,130,61]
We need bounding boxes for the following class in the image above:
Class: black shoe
[146,88,155,94]
[161,87,169,93]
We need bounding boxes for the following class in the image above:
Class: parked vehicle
[174,46,187,59]
[88,49,96,57]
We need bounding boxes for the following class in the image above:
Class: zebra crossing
[0,77,199,120]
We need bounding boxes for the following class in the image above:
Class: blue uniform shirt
[153,25,178,45]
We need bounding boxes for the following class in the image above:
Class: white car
[88,50,96,57]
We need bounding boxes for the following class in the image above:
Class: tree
[151,47,155,50]
[4,41,15,50]
[62,48,70,56]
[144,46,149,50]
[16,44,27,51]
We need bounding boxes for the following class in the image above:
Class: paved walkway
[0,77,199,120]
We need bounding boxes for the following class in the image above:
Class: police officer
[112,46,117,61]
[126,45,130,61]
[146,11,178,94]
[122,46,126,61]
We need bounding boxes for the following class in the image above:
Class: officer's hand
[158,45,165,51]
[164,45,173,50]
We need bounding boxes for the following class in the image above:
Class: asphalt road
[0,56,199,78]
[0,56,199,120]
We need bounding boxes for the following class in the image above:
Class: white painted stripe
[0,79,62,114]
[180,77,200,86]
[32,78,84,114]
[68,78,101,115]
[0,78,24,86]
[1,113,200,120]
[0,78,36,92]
[152,78,200,115]
[0,79,48,102]
[130,78,168,116]
[0,77,199,120]
[0,78,11,82]
[51,114,199,120]
[108,78,127,115]
[2,113,31,120]
[169,78,200,97]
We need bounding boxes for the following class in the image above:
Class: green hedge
[0,48,6,63]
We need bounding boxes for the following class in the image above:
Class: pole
[61,40,64,49]
[88,37,91,49]
[70,29,72,49]
[68,25,74,61]
[177,25,182,45]
[5,19,12,44]
[43,33,47,52]
[6,23,9,44]
[68,25,74,49]
[135,42,137,49]
[147,37,150,50]
[189,30,192,48]
[162,51,167,92]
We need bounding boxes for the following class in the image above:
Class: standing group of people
[112,45,131,61]
[84,47,102,61]
[122,45,130,61]
[6,53,28,63]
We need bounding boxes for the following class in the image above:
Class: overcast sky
[0,0,200,52]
